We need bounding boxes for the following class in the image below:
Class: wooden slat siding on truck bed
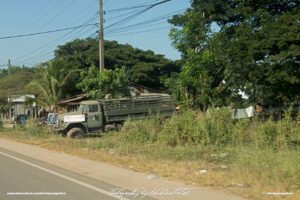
[103,97,172,111]
[100,96,174,123]
[105,106,173,115]
[103,103,173,113]
[106,110,174,122]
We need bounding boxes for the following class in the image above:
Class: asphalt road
[0,147,156,200]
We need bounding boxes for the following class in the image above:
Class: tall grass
[121,108,299,150]
[1,119,53,139]
[1,109,299,199]
[118,108,300,198]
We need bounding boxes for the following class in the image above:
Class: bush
[13,120,52,138]
[121,115,163,144]
[159,110,199,146]
[159,108,236,146]
[113,108,299,150]
[157,108,298,149]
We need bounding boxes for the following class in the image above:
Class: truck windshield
[79,104,87,113]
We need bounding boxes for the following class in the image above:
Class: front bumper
[50,126,65,134]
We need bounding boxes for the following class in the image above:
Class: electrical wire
[14,19,98,65]
[104,0,171,30]
[2,0,62,58]
[105,9,185,34]
[8,0,98,64]
[1,0,178,67]
[39,0,77,30]
[109,26,171,37]
[104,0,162,14]
[10,2,157,65]
[11,1,97,60]
[9,0,54,34]
[0,23,99,40]
[13,13,99,64]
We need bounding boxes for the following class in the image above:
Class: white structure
[7,95,36,121]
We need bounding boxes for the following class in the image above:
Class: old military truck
[52,94,175,138]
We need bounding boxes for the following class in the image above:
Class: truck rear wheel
[67,127,85,139]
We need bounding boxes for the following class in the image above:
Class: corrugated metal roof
[58,94,88,105]
[8,95,35,103]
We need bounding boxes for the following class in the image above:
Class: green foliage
[121,116,163,144]
[0,67,34,109]
[14,123,51,138]
[120,109,299,150]
[2,121,52,139]
[0,104,8,115]
[168,0,300,107]
[54,39,181,94]
[77,65,130,99]
[25,61,80,109]
[159,109,235,146]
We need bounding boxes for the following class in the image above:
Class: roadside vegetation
[1,109,299,200]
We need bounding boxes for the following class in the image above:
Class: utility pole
[8,59,10,75]
[99,0,104,72]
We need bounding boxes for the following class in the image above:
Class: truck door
[87,104,103,129]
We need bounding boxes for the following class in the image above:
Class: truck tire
[117,124,122,132]
[67,127,85,139]
[104,124,117,132]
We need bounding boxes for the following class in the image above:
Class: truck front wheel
[67,127,85,139]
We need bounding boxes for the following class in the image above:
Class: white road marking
[0,151,130,200]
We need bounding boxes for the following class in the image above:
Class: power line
[105,9,185,34]
[16,26,97,65]
[106,8,146,21]
[14,24,98,65]
[9,0,54,34]
[109,26,171,37]
[105,3,156,14]
[12,11,98,66]
[0,23,99,40]
[1,0,176,66]
[104,0,163,13]
[105,0,172,30]
[2,0,62,57]
[1,0,95,66]
[11,11,95,65]
[10,1,98,63]
[39,0,77,30]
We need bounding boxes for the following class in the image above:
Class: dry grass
[0,132,298,200]
[0,110,299,200]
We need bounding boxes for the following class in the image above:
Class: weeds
[0,109,299,200]
[1,119,52,139]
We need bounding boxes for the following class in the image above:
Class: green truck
[51,94,175,138]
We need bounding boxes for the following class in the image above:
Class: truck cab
[80,101,103,131]
[53,101,105,138]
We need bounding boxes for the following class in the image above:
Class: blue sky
[0,0,190,68]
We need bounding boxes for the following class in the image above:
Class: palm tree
[26,61,80,112]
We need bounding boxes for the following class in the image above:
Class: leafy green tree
[54,39,181,93]
[169,0,300,108]
[77,65,130,99]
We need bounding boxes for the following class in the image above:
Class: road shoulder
[0,138,247,200]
